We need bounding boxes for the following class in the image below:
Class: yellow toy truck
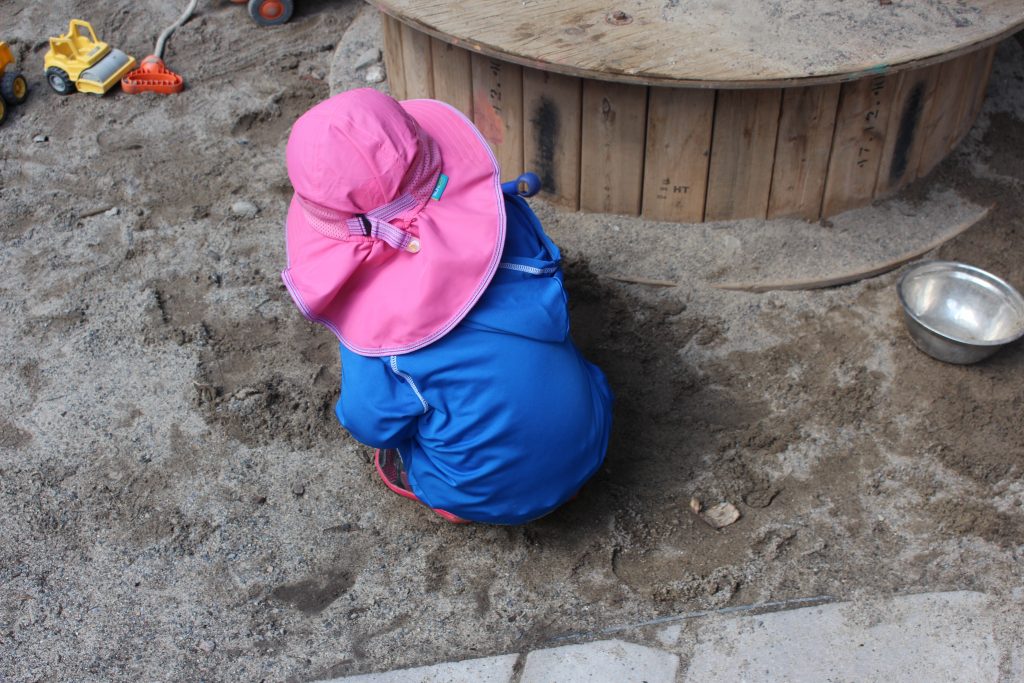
[43,20,135,95]
[0,41,29,125]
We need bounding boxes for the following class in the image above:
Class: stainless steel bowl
[897,261,1024,364]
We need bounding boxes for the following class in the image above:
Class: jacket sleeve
[335,345,426,449]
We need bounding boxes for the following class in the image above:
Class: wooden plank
[954,45,997,147]
[966,46,997,128]
[915,55,974,177]
[767,83,840,220]
[942,50,984,152]
[874,65,939,195]
[368,0,1024,89]
[471,53,524,179]
[399,21,434,99]
[821,74,895,217]
[704,89,782,221]
[430,38,473,117]
[641,87,714,223]
[579,80,648,216]
[941,49,987,154]
[523,67,582,210]
[380,13,406,100]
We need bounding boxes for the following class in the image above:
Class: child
[281,88,612,524]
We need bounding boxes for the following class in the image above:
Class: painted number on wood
[656,178,690,200]
[856,76,887,169]
[475,60,507,145]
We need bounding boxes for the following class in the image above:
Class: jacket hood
[460,196,569,344]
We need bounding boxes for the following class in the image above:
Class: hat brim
[282,99,505,356]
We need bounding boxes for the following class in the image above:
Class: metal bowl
[897,261,1024,364]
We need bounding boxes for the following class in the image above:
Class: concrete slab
[520,639,680,683]
[325,653,518,683]
[683,591,1000,682]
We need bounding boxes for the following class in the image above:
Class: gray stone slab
[324,653,518,683]
[521,639,680,683]
[684,590,1000,682]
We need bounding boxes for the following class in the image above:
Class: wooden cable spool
[369,1,1023,222]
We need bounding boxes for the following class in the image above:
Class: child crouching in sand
[281,88,612,524]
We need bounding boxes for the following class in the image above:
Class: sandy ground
[1,2,1023,681]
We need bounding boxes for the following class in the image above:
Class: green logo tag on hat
[431,173,449,201]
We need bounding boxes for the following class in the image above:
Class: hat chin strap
[297,132,440,254]
[346,193,422,254]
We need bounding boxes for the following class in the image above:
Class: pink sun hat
[281,88,505,356]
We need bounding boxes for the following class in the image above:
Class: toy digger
[0,41,29,124]
[43,20,136,95]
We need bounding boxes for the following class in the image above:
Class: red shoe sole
[373,449,469,524]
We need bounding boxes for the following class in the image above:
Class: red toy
[121,0,195,95]
[231,0,294,27]
[122,55,183,95]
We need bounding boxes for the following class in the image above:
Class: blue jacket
[336,195,613,524]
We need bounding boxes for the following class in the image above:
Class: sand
[1,2,1023,680]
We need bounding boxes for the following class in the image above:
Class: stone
[231,200,259,218]
[328,1,383,94]
[683,591,1000,682]
[521,640,679,683]
[354,48,382,70]
[324,653,518,682]
[702,502,740,528]
[364,65,386,84]
[233,387,261,400]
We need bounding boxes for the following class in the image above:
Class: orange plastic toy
[122,55,183,94]
[122,0,195,95]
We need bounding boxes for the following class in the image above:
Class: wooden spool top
[368,0,1024,88]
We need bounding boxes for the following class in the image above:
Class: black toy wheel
[0,97,6,125]
[46,67,74,95]
[248,0,293,26]
[1,71,28,104]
